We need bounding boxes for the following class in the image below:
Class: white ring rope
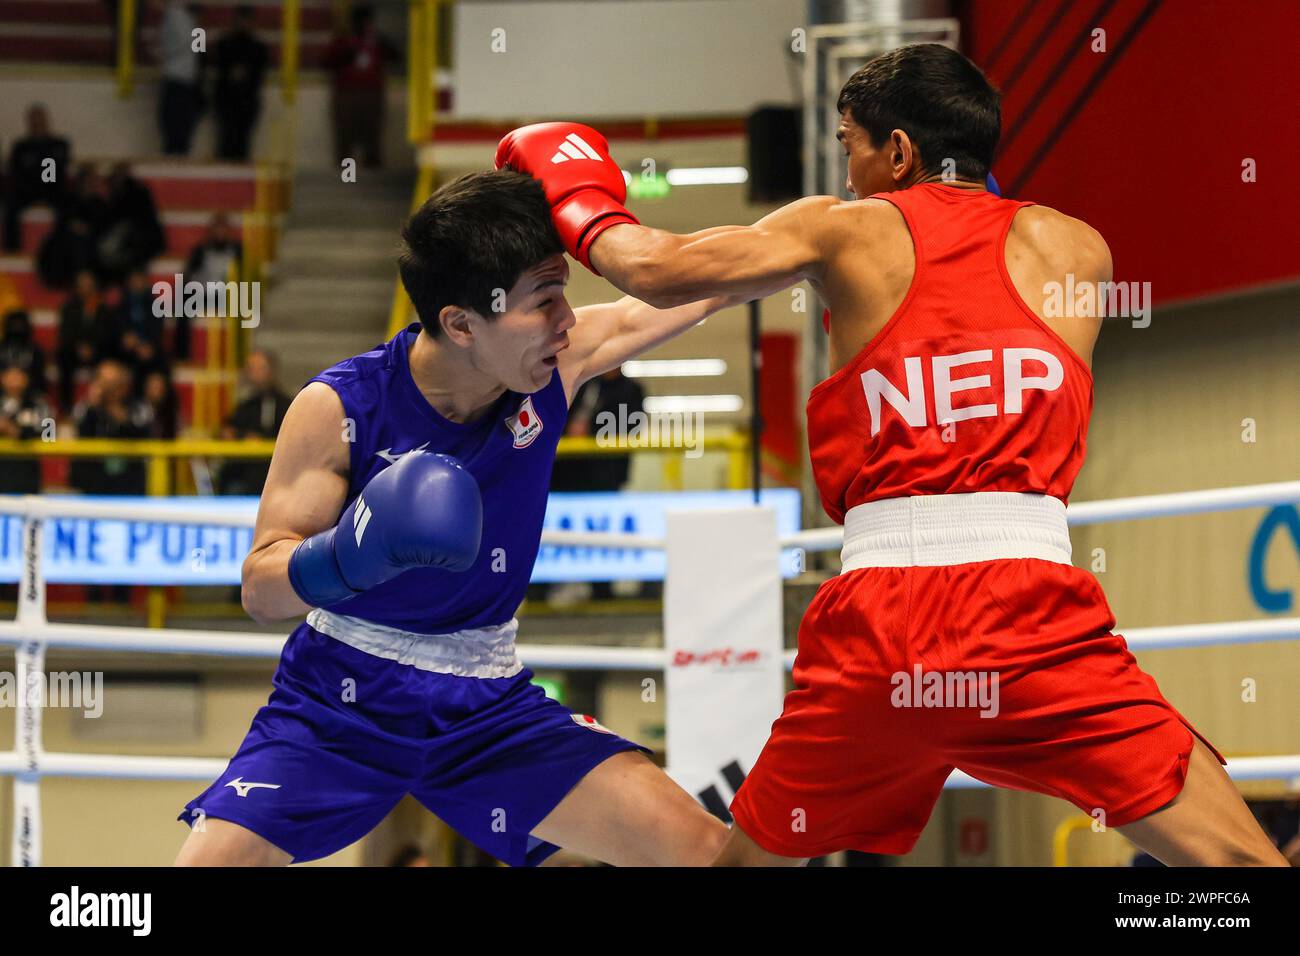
[2,615,1298,661]
[2,478,1298,864]
[0,750,1294,787]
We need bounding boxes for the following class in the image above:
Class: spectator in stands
[70,358,148,496]
[56,270,120,410]
[0,364,51,494]
[156,0,205,156]
[0,310,48,397]
[549,368,646,604]
[37,163,108,289]
[2,105,71,253]
[216,349,290,494]
[180,212,243,361]
[115,268,171,393]
[212,5,269,161]
[325,5,399,169]
[137,368,179,439]
[552,368,645,493]
[98,163,165,283]
[186,212,242,284]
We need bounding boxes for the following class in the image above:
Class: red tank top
[806,183,1093,525]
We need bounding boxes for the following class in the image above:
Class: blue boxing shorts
[178,609,648,865]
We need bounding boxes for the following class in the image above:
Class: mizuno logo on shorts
[225,777,281,797]
[353,496,372,546]
[550,133,603,164]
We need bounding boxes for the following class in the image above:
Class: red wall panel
[960,0,1300,304]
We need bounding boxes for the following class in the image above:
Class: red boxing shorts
[730,555,1224,858]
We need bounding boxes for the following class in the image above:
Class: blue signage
[535,488,803,582]
[0,489,803,586]
[1248,505,1300,613]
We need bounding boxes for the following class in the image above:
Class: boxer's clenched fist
[495,122,639,274]
[287,450,482,608]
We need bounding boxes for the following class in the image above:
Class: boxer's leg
[175,818,292,867]
[1117,740,1288,866]
[530,751,727,866]
[412,675,721,867]
[711,824,808,867]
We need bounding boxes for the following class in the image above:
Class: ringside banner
[0,490,802,586]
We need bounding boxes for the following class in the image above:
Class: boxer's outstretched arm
[588,195,838,309]
[558,282,794,402]
[240,382,351,624]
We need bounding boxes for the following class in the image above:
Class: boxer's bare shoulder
[1004,205,1112,364]
[1007,204,1112,287]
[269,382,351,483]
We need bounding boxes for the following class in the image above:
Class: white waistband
[306,608,523,679]
[840,492,1072,570]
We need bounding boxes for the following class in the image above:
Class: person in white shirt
[155,0,203,155]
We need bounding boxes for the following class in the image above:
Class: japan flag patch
[571,713,615,734]
[506,395,543,449]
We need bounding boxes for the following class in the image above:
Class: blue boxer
[179,325,647,864]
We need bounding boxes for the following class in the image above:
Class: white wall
[452,0,806,118]
[0,72,413,171]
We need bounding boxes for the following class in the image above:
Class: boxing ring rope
[3,480,1300,865]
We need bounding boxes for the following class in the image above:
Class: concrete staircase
[255,168,414,392]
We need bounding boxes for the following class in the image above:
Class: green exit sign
[533,676,565,702]
[628,173,670,199]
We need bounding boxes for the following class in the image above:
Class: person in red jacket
[496,44,1288,868]
[325,4,399,168]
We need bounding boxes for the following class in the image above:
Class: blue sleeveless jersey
[304,323,568,632]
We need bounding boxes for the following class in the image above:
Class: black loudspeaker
[747,106,802,202]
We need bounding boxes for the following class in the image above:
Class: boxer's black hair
[398,170,564,338]
[837,43,1001,181]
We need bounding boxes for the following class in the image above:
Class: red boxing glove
[495,122,639,273]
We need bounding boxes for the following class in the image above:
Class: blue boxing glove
[986,172,1001,197]
[288,450,482,608]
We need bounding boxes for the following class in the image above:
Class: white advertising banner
[664,508,785,818]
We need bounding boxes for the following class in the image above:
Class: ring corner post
[13,501,47,866]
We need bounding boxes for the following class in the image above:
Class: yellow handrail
[0,439,277,458]
[0,435,743,460]
[115,0,136,98]
[0,432,751,490]
[387,163,437,338]
[407,0,437,144]
[281,0,301,105]
[1051,816,1097,867]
